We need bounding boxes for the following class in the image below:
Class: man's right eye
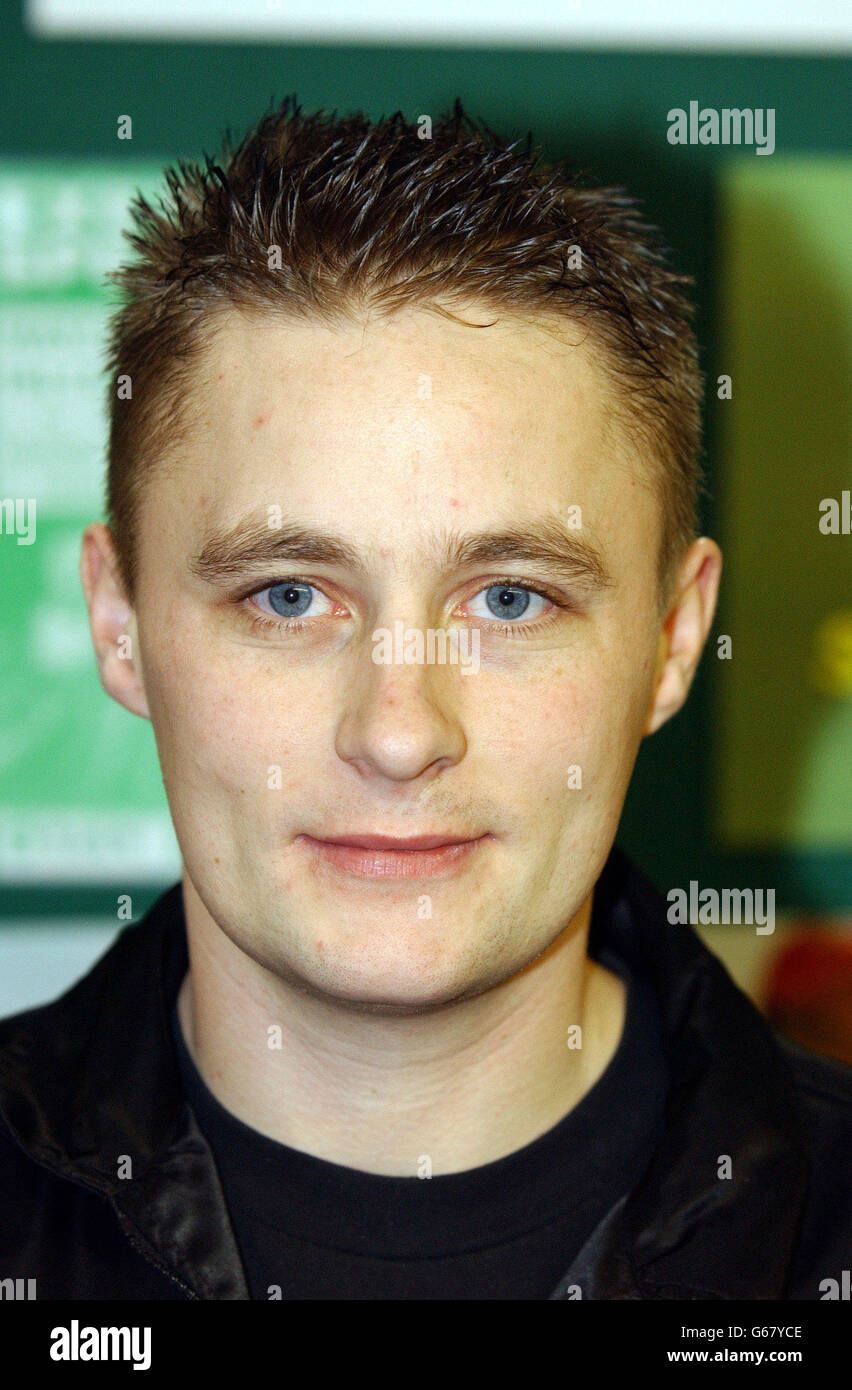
[250,580,333,620]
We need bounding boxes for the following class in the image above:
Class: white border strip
[26,0,852,51]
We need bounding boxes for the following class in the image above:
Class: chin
[297,945,485,1015]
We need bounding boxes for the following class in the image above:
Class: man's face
[117,305,669,1009]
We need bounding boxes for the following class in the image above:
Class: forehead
[140,303,659,580]
[192,303,616,434]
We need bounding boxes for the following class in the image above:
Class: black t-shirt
[169,943,669,1299]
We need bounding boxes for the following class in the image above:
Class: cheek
[140,626,290,795]
[171,662,342,827]
[476,646,649,800]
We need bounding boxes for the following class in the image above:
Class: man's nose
[333,626,469,783]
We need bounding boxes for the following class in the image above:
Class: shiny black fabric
[0,847,850,1300]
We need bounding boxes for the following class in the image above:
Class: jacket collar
[550,850,809,1299]
[0,881,247,1299]
[0,849,809,1300]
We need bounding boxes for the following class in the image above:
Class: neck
[176,880,626,1176]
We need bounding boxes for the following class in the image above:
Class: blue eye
[469,584,549,623]
[267,582,313,617]
[250,580,332,620]
[241,578,336,634]
[485,585,530,620]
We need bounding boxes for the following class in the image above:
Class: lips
[309,833,479,851]
[296,831,490,879]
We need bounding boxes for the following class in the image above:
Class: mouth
[296,831,491,879]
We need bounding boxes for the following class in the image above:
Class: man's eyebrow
[189,516,613,591]
[190,520,362,581]
[438,521,612,590]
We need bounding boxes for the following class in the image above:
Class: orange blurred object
[762,927,852,1067]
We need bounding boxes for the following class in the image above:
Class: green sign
[0,161,179,882]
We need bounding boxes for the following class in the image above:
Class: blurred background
[0,2,850,1061]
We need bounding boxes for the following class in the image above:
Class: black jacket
[1,847,850,1300]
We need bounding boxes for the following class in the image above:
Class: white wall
[27,0,852,49]
[0,921,123,1018]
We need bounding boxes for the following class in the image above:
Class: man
[0,98,849,1301]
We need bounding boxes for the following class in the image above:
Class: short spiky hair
[103,96,703,605]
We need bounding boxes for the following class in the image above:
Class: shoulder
[780,1034,852,1108]
[0,1103,93,1273]
[776,1036,852,1298]
[780,1035,852,1198]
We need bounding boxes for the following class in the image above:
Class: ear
[643,537,722,736]
[80,523,151,721]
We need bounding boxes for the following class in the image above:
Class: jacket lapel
[549,851,809,1299]
[0,884,249,1299]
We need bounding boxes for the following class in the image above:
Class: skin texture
[81,302,721,1175]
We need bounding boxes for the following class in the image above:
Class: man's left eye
[466,584,550,622]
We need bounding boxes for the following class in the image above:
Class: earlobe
[643,630,680,736]
[80,523,151,721]
[643,538,723,737]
